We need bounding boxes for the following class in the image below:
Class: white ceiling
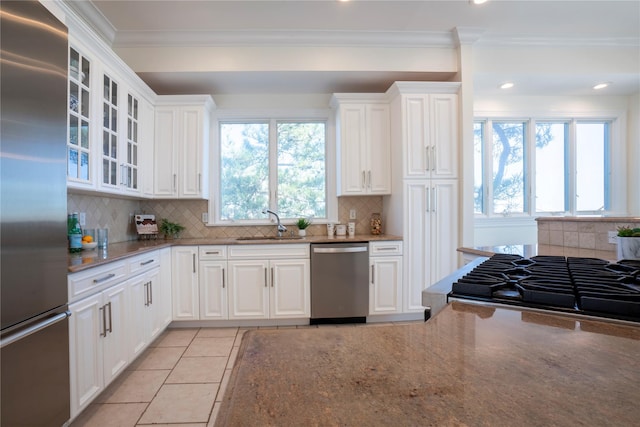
[68,0,640,97]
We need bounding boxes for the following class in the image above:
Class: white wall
[628,92,640,215]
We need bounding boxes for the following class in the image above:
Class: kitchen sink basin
[236,236,304,241]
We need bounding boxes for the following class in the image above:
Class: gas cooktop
[449,254,640,323]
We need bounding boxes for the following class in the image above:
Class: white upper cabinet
[154,95,215,199]
[391,84,459,180]
[332,95,391,196]
[66,29,156,197]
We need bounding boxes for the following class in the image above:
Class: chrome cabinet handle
[107,302,112,334]
[264,268,268,287]
[93,273,115,284]
[431,146,436,171]
[198,173,202,192]
[425,146,430,171]
[362,171,366,189]
[192,254,196,273]
[141,259,154,266]
[271,267,274,288]
[368,170,372,189]
[426,186,431,212]
[100,305,107,337]
[432,187,437,213]
[149,281,153,305]
[144,282,149,306]
[222,268,225,289]
[371,265,375,284]
[205,251,220,255]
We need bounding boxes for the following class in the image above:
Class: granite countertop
[458,244,617,261]
[68,234,402,273]
[216,301,640,426]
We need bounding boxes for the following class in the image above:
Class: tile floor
[70,326,246,427]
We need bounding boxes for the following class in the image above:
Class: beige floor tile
[96,369,170,403]
[151,328,199,347]
[70,402,147,427]
[166,356,227,384]
[196,327,238,338]
[183,337,234,357]
[129,346,185,370]
[138,383,217,424]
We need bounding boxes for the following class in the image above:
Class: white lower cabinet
[69,281,128,418]
[68,249,170,421]
[199,260,228,319]
[171,246,199,320]
[369,241,403,315]
[226,258,310,319]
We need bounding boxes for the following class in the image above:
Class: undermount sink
[236,236,304,241]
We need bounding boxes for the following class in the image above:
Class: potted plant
[159,218,185,240]
[295,217,312,237]
[616,226,640,260]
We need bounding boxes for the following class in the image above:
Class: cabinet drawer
[128,250,161,276]
[199,245,227,260]
[228,244,310,260]
[68,260,127,302]
[369,241,403,256]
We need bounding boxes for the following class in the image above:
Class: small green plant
[296,217,312,230]
[617,226,640,237]
[159,218,185,238]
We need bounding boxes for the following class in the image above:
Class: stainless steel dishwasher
[310,242,369,324]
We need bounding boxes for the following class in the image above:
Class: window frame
[210,108,337,226]
[474,113,625,219]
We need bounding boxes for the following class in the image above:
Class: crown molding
[63,0,116,45]
[113,29,457,48]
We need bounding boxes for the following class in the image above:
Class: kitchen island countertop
[69,234,402,273]
[458,243,617,261]
[216,301,640,426]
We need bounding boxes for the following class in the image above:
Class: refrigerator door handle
[0,311,71,349]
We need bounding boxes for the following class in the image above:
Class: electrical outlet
[608,231,618,244]
[78,212,86,227]
[202,212,209,223]
[349,209,356,220]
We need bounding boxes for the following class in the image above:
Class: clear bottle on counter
[68,212,83,253]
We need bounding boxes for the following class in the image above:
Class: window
[217,119,327,223]
[474,118,611,217]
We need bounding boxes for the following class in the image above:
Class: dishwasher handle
[313,246,368,254]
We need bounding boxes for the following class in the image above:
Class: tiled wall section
[537,218,640,251]
[68,193,383,243]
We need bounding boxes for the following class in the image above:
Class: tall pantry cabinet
[384,82,461,313]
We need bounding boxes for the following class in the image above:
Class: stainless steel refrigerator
[1,1,71,425]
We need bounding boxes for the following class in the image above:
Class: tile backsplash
[537,217,640,251]
[68,193,384,243]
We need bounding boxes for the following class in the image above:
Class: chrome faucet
[263,209,287,236]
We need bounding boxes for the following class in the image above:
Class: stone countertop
[68,234,402,273]
[216,301,640,426]
[458,244,617,261]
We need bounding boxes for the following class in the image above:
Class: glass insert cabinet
[68,47,90,182]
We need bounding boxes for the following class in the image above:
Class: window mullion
[484,120,493,217]
[268,119,278,211]
[566,119,577,215]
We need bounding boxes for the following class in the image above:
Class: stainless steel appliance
[449,254,640,323]
[310,242,369,324]
[1,2,71,425]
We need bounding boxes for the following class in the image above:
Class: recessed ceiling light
[499,82,514,90]
[471,0,488,4]
[593,82,610,90]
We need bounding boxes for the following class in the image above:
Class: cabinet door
[403,181,429,312]
[199,260,228,320]
[179,107,206,198]
[121,91,141,194]
[403,95,429,178]
[369,256,402,315]
[366,104,391,194]
[270,259,310,318]
[428,180,459,284]
[154,107,178,196]
[171,247,199,320]
[99,72,120,190]
[337,104,367,195]
[228,260,269,319]
[155,248,173,331]
[146,268,163,340]
[128,273,149,359]
[67,45,94,190]
[101,282,129,385]
[69,293,104,418]
[430,94,458,179]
